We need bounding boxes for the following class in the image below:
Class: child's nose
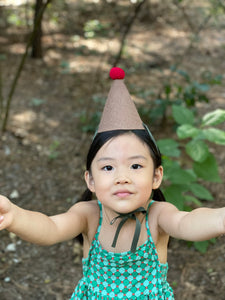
[114,171,131,185]
[115,177,129,184]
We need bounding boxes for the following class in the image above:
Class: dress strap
[147,199,155,211]
[145,200,155,240]
[95,200,103,239]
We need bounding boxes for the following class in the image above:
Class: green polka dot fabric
[71,201,174,299]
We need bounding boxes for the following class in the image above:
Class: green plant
[138,68,222,124]
[158,106,225,252]
[83,19,110,39]
[48,140,60,160]
[7,10,27,27]
[60,60,70,74]
[171,69,222,106]
[80,95,105,133]
[30,97,46,106]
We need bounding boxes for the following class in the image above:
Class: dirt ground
[0,1,225,299]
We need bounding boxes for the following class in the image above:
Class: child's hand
[0,195,13,230]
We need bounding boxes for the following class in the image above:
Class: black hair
[79,128,166,203]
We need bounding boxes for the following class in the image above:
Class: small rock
[9,232,16,240]
[13,258,20,264]
[6,243,16,252]
[44,277,51,284]
[4,146,11,156]
[10,190,19,199]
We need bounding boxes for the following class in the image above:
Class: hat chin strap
[143,123,159,150]
[110,207,147,253]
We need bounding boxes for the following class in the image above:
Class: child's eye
[131,164,142,170]
[102,165,113,171]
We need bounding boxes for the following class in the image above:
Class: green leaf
[189,183,213,200]
[209,238,216,244]
[193,153,221,182]
[162,185,184,210]
[172,105,195,125]
[202,109,225,126]
[30,98,46,106]
[194,241,209,253]
[201,71,222,84]
[162,158,180,181]
[185,140,209,162]
[177,124,200,139]
[211,74,222,84]
[157,139,180,157]
[169,168,197,184]
[149,103,167,121]
[176,69,190,81]
[60,61,70,69]
[193,82,210,92]
[163,159,196,184]
[164,84,171,96]
[202,128,225,145]
[183,195,202,207]
[0,54,6,61]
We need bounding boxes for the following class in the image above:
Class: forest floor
[0,1,225,299]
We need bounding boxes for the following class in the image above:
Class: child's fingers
[0,215,4,223]
[0,195,11,213]
[0,214,12,230]
[0,196,14,230]
[0,215,5,229]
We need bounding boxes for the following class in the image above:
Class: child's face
[85,133,163,214]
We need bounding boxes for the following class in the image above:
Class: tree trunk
[31,0,43,58]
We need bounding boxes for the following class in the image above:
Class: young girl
[0,68,224,300]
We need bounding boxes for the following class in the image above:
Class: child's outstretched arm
[0,195,88,245]
[156,202,225,241]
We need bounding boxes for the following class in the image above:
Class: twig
[0,60,3,123]
[155,1,212,102]
[217,0,225,11]
[171,0,212,69]
[1,0,52,133]
[113,0,147,66]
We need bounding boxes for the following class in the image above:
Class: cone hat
[98,67,144,133]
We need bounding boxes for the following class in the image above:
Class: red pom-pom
[109,67,125,80]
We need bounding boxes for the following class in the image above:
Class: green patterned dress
[70,201,174,299]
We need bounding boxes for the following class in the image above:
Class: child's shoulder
[71,199,99,216]
[69,200,100,234]
[151,200,174,210]
[149,200,178,220]
[84,199,100,213]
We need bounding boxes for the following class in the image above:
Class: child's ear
[84,171,95,193]
[152,166,163,189]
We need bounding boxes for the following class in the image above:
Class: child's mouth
[114,190,132,198]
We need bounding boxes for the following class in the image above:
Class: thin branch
[0,60,3,123]
[155,1,212,111]
[172,0,212,68]
[1,0,52,133]
[217,0,225,11]
[113,0,147,66]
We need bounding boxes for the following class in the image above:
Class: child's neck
[101,205,147,253]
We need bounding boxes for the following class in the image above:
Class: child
[0,67,224,300]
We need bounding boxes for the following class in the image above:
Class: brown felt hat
[98,67,144,133]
